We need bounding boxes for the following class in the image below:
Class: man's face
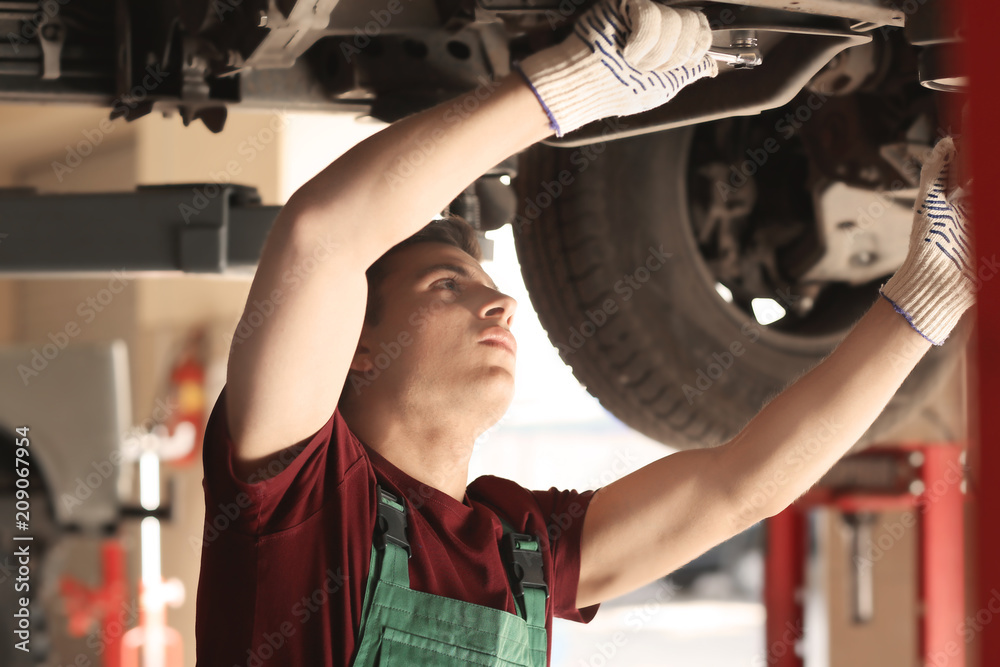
[352,242,518,423]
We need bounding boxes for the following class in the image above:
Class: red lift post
[59,538,129,667]
[766,0,996,659]
[967,0,1000,663]
[765,444,966,666]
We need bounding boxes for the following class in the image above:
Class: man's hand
[880,137,976,345]
[514,0,717,137]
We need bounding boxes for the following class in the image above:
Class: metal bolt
[40,23,62,42]
[707,30,762,69]
[860,166,881,183]
[850,251,877,266]
[732,30,758,49]
[909,480,926,496]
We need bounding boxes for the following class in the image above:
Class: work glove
[513,0,718,137]
[879,137,975,345]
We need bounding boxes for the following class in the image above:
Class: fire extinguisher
[164,329,206,468]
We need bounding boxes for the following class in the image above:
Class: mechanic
[194,0,975,664]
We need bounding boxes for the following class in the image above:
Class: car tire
[512,127,965,449]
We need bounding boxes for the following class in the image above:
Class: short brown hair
[364,214,481,327]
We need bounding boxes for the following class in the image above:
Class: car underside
[0,0,967,448]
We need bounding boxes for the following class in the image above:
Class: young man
[195,0,975,664]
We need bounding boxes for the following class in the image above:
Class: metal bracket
[38,13,65,80]
[0,184,280,274]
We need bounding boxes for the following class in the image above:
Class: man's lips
[478,327,517,356]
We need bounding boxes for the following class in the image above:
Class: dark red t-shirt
[195,388,600,666]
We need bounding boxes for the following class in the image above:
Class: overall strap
[373,484,411,587]
[372,485,547,629]
[496,514,548,631]
[353,488,550,667]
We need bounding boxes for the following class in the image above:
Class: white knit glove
[880,137,975,345]
[513,0,718,137]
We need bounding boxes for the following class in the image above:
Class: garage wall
[0,281,15,344]
[0,105,284,667]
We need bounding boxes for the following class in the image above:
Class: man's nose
[482,291,517,327]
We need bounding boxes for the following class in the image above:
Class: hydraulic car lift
[764,6,998,658]
[765,443,967,666]
[967,3,999,663]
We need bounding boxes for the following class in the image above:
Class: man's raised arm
[224,75,552,475]
[223,0,720,478]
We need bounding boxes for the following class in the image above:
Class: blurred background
[0,101,970,667]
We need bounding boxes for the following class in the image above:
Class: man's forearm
[720,297,938,525]
[284,73,553,264]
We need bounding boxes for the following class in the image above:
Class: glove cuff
[879,245,975,345]
[512,60,563,136]
[513,41,626,138]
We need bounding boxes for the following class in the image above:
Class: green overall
[350,485,549,666]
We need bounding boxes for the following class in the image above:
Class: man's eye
[434,277,461,291]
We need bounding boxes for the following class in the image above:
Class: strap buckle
[373,484,411,558]
[501,532,548,599]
